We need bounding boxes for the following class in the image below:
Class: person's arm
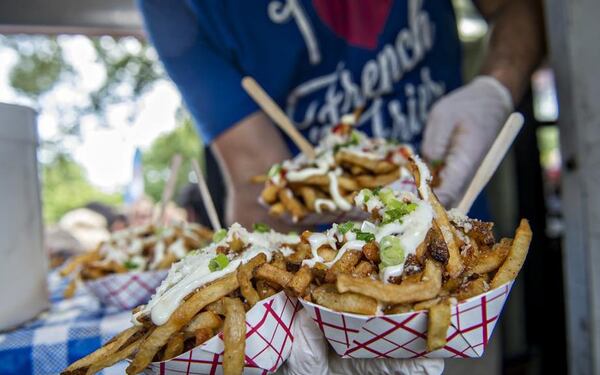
[139,0,295,228]
[422,0,546,209]
[476,0,546,103]
[211,112,293,229]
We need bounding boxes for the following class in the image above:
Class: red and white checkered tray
[144,291,301,375]
[85,270,168,310]
[300,281,513,359]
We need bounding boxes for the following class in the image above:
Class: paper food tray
[300,281,513,359]
[85,270,168,310]
[144,291,301,375]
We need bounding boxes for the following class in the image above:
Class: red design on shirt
[312,0,393,50]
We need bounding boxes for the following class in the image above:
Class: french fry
[324,250,362,283]
[223,297,246,375]
[256,279,278,300]
[491,219,532,289]
[312,284,378,315]
[255,263,293,288]
[356,169,401,189]
[336,259,442,304]
[455,277,490,301]
[63,277,79,299]
[157,251,178,270]
[62,326,143,374]
[127,273,239,374]
[278,188,307,221]
[184,311,223,335]
[298,186,317,210]
[427,299,451,352]
[59,250,100,277]
[414,297,442,311]
[385,304,413,314]
[237,253,267,306]
[87,329,151,375]
[467,238,512,275]
[336,150,396,174]
[287,265,313,296]
[409,157,463,278]
[362,241,380,263]
[260,184,279,204]
[163,332,185,360]
[352,261,376,278]
[286,243,310,264]
[194,327,214,346]
[205,299,226,316]
[251,174,268,184]
[302,175,329,186]
[338,176,360,191]
[317,246,337,262]
[268,202,286,217]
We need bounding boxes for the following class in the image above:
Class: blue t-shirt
[138,0,462,150]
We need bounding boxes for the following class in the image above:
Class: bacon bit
[399,146,412,159]
[403,254,423,276]
[216,246,228,255]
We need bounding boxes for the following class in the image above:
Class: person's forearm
[211,112,291,224]
[480,0,546,104]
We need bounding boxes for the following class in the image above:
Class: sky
[0,35,181,193]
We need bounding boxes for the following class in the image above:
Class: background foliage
[1,34,201,223]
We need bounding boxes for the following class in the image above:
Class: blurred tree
[1,34,164,161]
[7,36,72,98]
[42,155,122,223]
[142,115,203,202]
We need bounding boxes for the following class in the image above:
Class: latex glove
[282,310,444,375]
[421,76,514,208]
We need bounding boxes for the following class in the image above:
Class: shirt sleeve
[137,0,258,143]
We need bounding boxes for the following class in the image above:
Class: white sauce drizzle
[134,224,300,326]
[328,171,352,211]
[314,198,336,213]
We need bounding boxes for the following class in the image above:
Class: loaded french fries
[60,222,213,297]
[254,115,420,222]
[63,156,531,374]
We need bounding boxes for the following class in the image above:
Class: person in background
[138,0,545,373]
[85,202,129,232]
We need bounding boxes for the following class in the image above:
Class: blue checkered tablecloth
[0,272,133,375]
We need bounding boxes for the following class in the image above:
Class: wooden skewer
[242,76,316,159]
[191,159,222,231]
[155,154,183,225]
[456,112,525,214]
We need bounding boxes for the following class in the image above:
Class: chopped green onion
[123,260,139,270]
[352,229,375,242]
[333,131,361,153]
[379,236,405,268]
[288,231,298,236]
[208,254,229,272]
[382,203,417,224]
[359,188,373,203]
[268,164,281,177]
[212,229,227,243]
[253,223,271,233]
[371,186,383,195]
[338,222,355,235]
[378,188,396,205]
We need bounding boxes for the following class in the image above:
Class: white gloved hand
[282,310,444,375]
[421,76,514,208]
